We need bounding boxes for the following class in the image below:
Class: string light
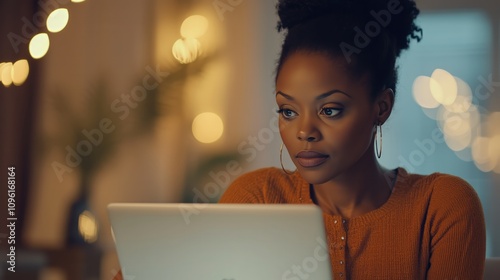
[11,59,30,86]
[47,8,69,33]
[29,33,50,59]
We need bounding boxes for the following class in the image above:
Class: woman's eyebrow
[276,89,351,100]
[276,91,294,100]
[316,89,352,99]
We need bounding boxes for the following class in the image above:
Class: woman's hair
[275,0,423,100]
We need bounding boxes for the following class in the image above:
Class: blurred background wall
[0,0,499,279]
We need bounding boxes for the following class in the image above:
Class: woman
[112,1,485,279]
[219,0,486,279]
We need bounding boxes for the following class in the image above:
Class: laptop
[108,203,333,280]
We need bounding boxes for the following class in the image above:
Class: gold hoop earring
[375,123,383,159]
[280,143,295,175]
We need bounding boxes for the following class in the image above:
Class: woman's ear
[376,88,395,124]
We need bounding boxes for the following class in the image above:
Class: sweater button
[334,220,338,224]
[339,273,343,277]
[340,260,344,264]
[341,236,345,240]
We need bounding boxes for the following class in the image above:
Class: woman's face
[276,51,381,184]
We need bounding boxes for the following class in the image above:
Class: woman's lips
[295,151,329,168]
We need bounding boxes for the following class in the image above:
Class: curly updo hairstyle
[275,0,423,101]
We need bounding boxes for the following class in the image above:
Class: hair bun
[276,0,422,53]
[276,0,353,32]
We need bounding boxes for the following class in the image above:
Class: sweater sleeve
[426,174,486,280]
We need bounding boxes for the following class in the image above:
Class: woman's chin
[297,168,336,185]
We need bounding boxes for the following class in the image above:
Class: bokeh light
[490,135,500,174]
[181,15,209,39]
[443,113,470,137]
[444,127,471,151]
[444,77,472,113]
[29,33,50,59]
[192,112,224,143]
[472,137,495,172]
[11,59,30,86]
[430,69,457,105]
[0,63,5,83]
[71,0,86,2]
[413,69,499,174]
[78,210,98,243]
[172,38,200,64]
[412,76,440,108]
[486,112,500,136]
[47,8,69,33]
[1,62,13,87]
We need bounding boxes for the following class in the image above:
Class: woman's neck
[310,156,396,219]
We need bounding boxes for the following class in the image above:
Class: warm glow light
[486,112,500,136]
[71,0,85,2]
[11,59,30,86]
[489,135,500,173]
[412,76,440,108]
[444,95,472,114]
[47,8,69,33]
[29,33,50,59]
[430,69,457,105]
[443,112,471,137]
[442,110,472,151]
[192,112,224,143]
[472,137,495,172]
[0,63,5,83]
[444,77,472,113]
[78,210,98,243]
[172,38,200,64]
[466,104,481,129]
[181,15,209,38]
[489,134,500,174]
[1,62,13,87]
[436,106,449,133]
[444,129,471,152]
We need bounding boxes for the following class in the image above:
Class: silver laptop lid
[108,203,332,280]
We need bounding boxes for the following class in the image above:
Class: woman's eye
[320,107,342,117]
[277,109,297,119]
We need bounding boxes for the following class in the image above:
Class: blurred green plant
[43,54,218,188]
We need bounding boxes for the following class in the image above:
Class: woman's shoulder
[399,167,482,210]
[402,168,477,193]
[218,167,304,203]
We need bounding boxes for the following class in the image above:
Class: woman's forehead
[276,52,371,97]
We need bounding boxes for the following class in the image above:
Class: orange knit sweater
[218,167,486,280]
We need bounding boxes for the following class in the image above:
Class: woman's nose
[297,119,321,142]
